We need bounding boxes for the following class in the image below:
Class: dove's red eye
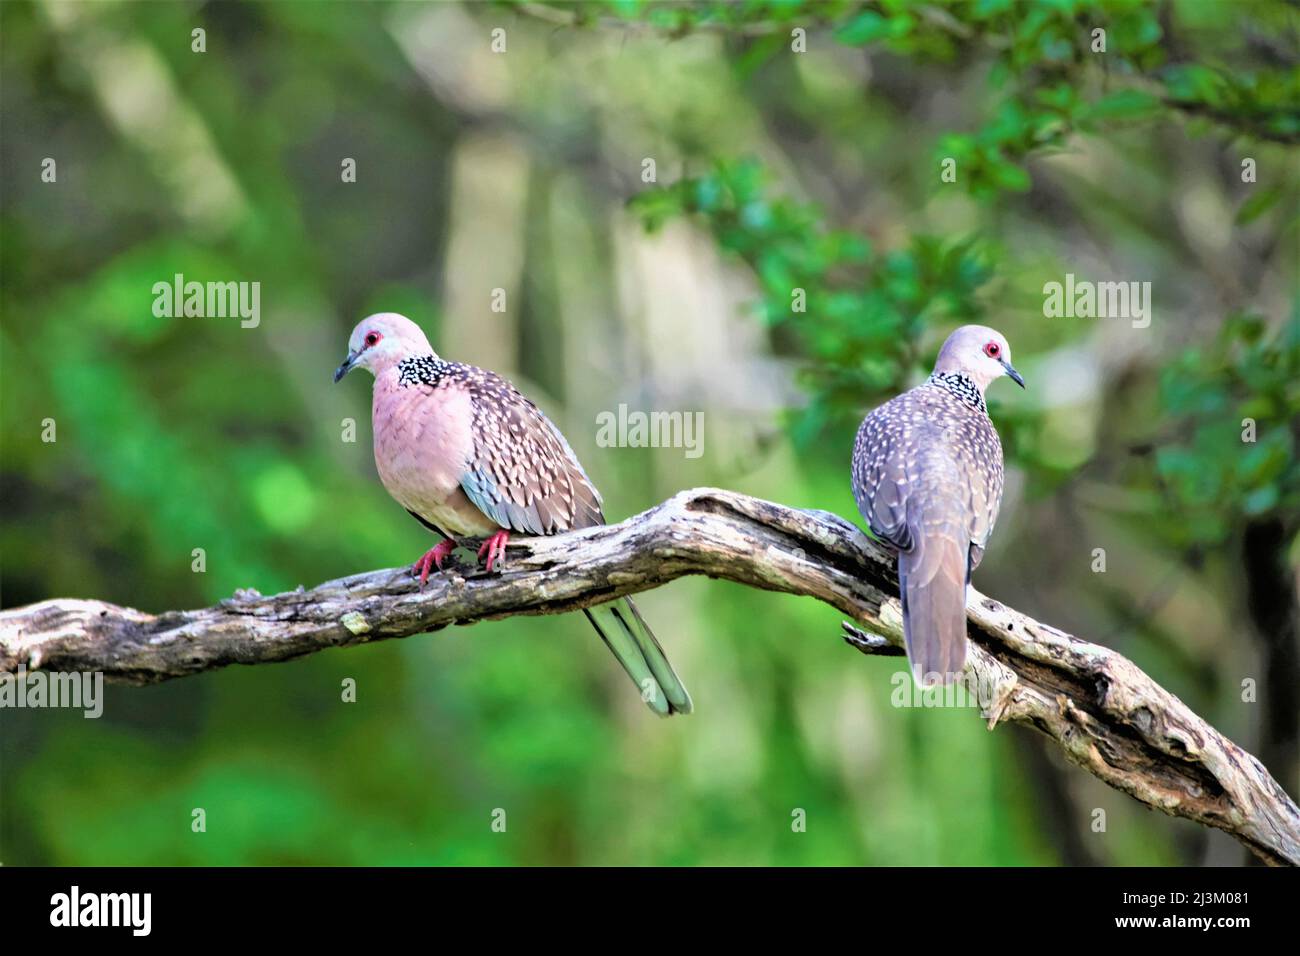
[364,331,382,348]
[984,341,1000,358]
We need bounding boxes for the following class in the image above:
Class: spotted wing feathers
[851,384,1005,684]
[451,366,604,535]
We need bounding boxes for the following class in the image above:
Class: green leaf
[1235,187,1281,225]
[987,156,1032,192]
[1243,485,1279,515]
[1078,89,1161,123]
[835,11,895,45]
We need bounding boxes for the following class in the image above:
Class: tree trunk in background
[1242,518,1300,863]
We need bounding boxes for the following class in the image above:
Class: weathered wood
[2,488,1297,864]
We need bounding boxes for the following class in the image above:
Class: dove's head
[334,312,436,382]
[932,324,1025,392]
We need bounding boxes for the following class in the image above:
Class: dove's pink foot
[412,538,457,589]
[477,530,510,573]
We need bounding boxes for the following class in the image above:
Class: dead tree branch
[2,488,1297,865]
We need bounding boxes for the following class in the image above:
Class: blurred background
[1,0,1296,866]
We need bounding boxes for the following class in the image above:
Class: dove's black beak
[1001,359,1025,389]
[333,350,359,383]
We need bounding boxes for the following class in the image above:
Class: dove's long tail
[898,531,969,685]
[584,597,692,716]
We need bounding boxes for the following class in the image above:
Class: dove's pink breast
[371,371,498,537]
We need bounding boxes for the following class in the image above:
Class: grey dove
[851,325,1024,685]
[334,312,692,716]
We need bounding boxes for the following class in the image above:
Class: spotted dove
[851,325,1024,685]
[334,312,692,716]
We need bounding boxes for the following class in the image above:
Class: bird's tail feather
[584,598,693,716]
[899,533,969,685]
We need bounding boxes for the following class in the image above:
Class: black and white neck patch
[397,354,453,388]
[927,371,986,413]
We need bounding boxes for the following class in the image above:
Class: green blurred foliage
[1153,314,1300,544]
[525,0,1299,194]
[631,158,994,443]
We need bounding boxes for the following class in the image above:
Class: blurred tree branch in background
[507,0,1300,159]
[4,489,1298,865]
